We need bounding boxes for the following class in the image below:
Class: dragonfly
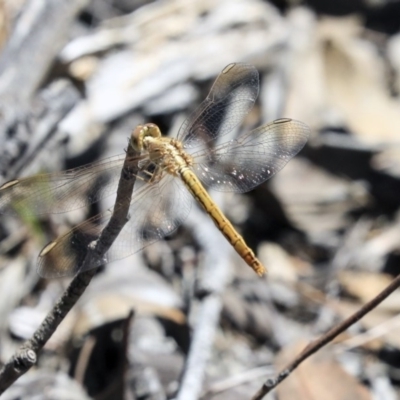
[0,63,309,279]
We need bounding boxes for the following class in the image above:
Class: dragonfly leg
[148,166,163,183]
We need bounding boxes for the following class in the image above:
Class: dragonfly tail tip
[253,263,266,277]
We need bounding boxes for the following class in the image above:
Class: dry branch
[0,135,139,394]
[0,0,88,107]
[173,195,232,400]
[251,272,400,400]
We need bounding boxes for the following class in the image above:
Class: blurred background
[1,0,400,399]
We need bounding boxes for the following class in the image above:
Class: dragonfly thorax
[131,123,193,176]
[146,136,193,176]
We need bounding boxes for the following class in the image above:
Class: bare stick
[1,80,80,181]
[0,0,88,179]
[121,310,135,400]
[173,194,232,400]
[0,0,88,106]
[0,138,139,394]
[251,272,400,400]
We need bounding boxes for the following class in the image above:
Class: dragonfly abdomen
[179,167,266,276]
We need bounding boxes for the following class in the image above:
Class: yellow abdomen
[179,167,265,276]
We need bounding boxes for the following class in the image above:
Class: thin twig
[0,138,139,394]
[202,366,273,398]
[334,312,400,353]
[173,192,232,400]
[74,335,97,385]
[122,310,135,400]
[94,311,135,400]
[251,272,400,400]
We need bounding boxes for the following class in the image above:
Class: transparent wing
[177,63,259,148]
[37,172,192,278]
[191,118,310,193]
[0,154,136,216]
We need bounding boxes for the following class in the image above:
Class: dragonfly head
[131,123,162,152]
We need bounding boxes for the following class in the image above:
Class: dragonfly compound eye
[131,124,162,152]
[131,125,146,151]
[144,123,162,139]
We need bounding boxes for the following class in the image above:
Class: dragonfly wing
[0,154,130,216]
[37,172,192,278]
[191,119,310,193]
[177,63,259,148]
[106,173,192,266]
